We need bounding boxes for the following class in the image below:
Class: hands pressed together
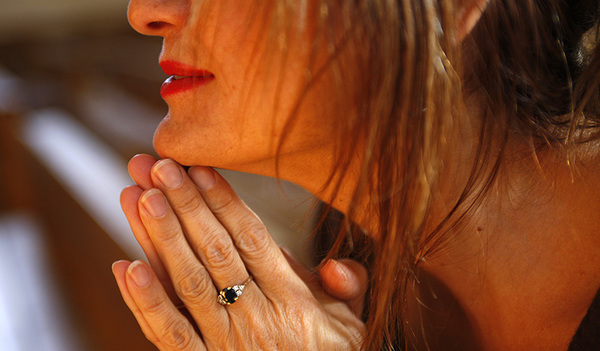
[112,154,367,350]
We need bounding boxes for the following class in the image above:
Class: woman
[112,0,600,349]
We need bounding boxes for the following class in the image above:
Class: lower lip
[160,75,215,98]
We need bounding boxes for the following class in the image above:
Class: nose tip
[127,0,189,36]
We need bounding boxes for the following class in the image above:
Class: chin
[152,115,278,174]
[152,129,226,169]
[152,125,195,166]
[153,141,207,168]
[152,113,224,167]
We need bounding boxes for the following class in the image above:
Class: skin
[129,0,353,205]
[114,156,366,349]
[118,0,370,347]
[119,154,368,312]
[415,140,600,349]
[115,0,600,349]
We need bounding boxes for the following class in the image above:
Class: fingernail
[128,261,151,287]
[154,159,183,188]
[141,189,167,218]
[112,260,127,271]
[329,259,349,287]
[190,166,216,190]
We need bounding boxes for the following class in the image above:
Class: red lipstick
[159,60,215,98]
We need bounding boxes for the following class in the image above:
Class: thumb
[319,258,368,317]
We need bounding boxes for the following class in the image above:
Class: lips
[159,60,215,98]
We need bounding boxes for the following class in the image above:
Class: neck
[234,105,600,349]
[422,136,600,349]
[236,144,367,228]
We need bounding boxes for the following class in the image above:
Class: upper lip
[159,60,214,77]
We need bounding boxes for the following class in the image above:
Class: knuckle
[237,222,271,257]
[155,224,181,245]
[202,233,235,270]
[209,191,237,215]
[142,210,182,245]
[145,212,181,244]
[176,267,211,303]
[175,194,205,218]
[142,294,170,316]
[160,319,194,350]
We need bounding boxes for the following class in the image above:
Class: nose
[127,0,189,37]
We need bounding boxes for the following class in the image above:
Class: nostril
[148,21,167,30]
[127,0,186,37]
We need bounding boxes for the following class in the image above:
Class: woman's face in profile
[128,0,349,174]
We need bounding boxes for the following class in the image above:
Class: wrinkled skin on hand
[113,154,368,350]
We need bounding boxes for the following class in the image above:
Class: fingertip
[112,260,132,276]
[129,154,157,167]
[334,259,368,316]
[320,258,369,301]
[336,259,368,294]
[188,166,216,191]
[139,188,168,218]
[121,185,144,220]
[127,260,153,288]
[112,259,131,268]
[121,185,143,203]
[320,259,350,292]
[128,154,158,189]
[112,261,132,293]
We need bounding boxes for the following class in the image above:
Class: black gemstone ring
[217,276,253,306]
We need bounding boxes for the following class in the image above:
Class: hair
[196,0,600,349]
[281,1,600,349]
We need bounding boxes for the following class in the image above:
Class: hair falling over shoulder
[271,0,600,349]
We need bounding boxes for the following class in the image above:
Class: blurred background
[0,1,319,349]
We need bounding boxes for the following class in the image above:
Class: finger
[149,159,253,293]
[319,259,368,316]
[112,260,160,345]
[188,166,301,296]
[125,260,206,351]
[121,185,182,306]
[138,187,230,333]
[128,154,158,189]
[124,155,181,303]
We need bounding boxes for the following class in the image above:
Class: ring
[217,276,253,306]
